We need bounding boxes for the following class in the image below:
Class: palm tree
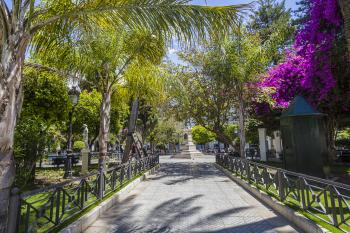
[0,1,246,231]
[338,0,350,56]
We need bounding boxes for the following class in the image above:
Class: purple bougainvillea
[259,0,341,108]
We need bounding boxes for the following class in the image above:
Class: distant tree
[192,125,216,145]
[150,118,182,150]
[248,0,294,64]
[167,63,235,146]
[223,124,239,143]
[338,0,350,55]
[292,0,310,28]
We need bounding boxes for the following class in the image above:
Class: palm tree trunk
[0,38,27,232]
[338,0,350,56]
[98,90,111,171]
[237,94,246,158]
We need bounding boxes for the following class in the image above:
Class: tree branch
[108,56,133,92]
[0,0,11,42]
[24,62,66,76]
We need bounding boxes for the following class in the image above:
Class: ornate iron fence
[8,155,159,233]
[88,151,122,165]
[216,154,350,233]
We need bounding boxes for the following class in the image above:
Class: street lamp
[64,85,80,178]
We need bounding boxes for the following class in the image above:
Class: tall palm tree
[0,1,246,231]
[338,0,350,55]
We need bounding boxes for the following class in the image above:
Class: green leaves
[30,0,247,54]
[191,125,215,144]
[22,68,70,123]
[149,117,182,148]
[247,0,294,65]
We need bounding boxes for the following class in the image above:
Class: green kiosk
[280,96,328,177]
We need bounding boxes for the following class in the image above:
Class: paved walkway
[85,155,302,233]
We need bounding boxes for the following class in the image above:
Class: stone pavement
[85,155,302,233]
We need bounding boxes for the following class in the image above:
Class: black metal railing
[216,154,350,233]
[88,151,123,166]
[9,155,159,233]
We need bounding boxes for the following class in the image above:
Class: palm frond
[29,0,249,50]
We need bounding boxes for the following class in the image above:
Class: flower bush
[260,0,341,108]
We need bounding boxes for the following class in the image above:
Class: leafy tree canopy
[191,125,215,144]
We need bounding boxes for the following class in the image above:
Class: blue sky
[191,0,297,9]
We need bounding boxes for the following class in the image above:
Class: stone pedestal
[258,128,267,162]
[171,130,202,159]
[81,148,89,175]
[272,131,282,158]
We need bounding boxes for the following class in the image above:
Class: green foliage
[223,124,239,142]
[191,125,215,144]
[22,68,69,122]
[14,69,70,187]
[245,118,263,144]
[137,103,159,143]
[74,90,102,142]
[30,0,246,56]
[110,86,130,134]
[336,128,350,147]
[149,118,182,149]
[248,0,294,65]
[73,87,129,145]
[73,141,85,151]
[168,27,267,146]
[124,61,167,103]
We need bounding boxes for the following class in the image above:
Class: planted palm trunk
[237,94,246,158]
[0,34,28,232]
[98,91,111,171]
[338,0,350,56]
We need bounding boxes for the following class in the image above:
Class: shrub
[73,141,85,151]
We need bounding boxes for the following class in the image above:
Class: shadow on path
[87,157,301,233]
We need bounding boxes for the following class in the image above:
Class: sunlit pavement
[84,155,302,233]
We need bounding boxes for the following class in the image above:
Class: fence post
[329,187,339,227]
[98,169,104,199]
[277,170,285,201]
[128,161,132,180]
[299,178,307,210]
[120,166,124,187]
[245,160,251,183]
[8,187,21,233]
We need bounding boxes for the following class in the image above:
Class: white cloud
[168,48,178,55]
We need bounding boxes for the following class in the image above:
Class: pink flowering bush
[259,0,341,108]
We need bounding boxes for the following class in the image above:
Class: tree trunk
[0,36,27,232]
[122,99,139,163]
[338,0,350,56]
[326,116,338,164]
[237,94,246,158]
[98,91,111,171]
[212,129,234,147]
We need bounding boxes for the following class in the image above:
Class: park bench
[48,153,80,167]
[336,149,350,163]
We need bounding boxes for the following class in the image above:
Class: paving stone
[83,155,302,233]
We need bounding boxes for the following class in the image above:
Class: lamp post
[64,86,80,178]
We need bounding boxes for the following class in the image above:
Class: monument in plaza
[171,129,202,159]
